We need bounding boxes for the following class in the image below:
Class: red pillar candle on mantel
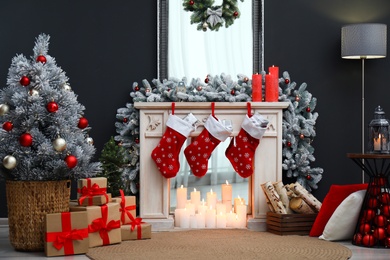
[265,65,279,102]
[251,73,262,101]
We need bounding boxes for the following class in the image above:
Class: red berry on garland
[20,76,30,86]
[78,117,89,129]
[189,0,194,5]
[300,134,304,139]
[20,133,33,147]
[46,101,58,113]
[295,95,300,101]
[65,154,78,168]
[286,141,292,147]
[134,85,140,91]
[2,121,13,132]
[205,78,209,83]
[123,118,128,123]
[231,89,235,95]
[135,137,140,144]
[197,86,202,91]
[233,11,238,17]
[244,77,249,83]
[306,107,311,112]
[285,79,290,84]
[36,55,47,63]
[306,174,312,180]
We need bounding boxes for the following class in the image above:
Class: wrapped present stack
[261,181,321,235]
[44,177,151,257]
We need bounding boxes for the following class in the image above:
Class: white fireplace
[134,102,288,231]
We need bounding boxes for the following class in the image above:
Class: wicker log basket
[6,180,71,251]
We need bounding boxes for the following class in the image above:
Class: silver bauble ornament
[61,83,72,91]
[86,137,94,145]
[0,104,10,115]
[3,155,17,170]
[53,137,67,152]
[202,22,208,31]
[29,89,39,96]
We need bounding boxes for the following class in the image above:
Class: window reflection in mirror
[168,0,253,80]
[170,138,251,214]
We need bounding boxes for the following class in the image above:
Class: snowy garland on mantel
[113,72,323,195]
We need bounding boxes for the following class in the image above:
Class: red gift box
[112,189,136,225]
[77,177,110,206]
[44,211,89,257]
[121,218,151,241]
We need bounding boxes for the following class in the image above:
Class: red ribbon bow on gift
[45,212,88,255]
[119,189,136,224]
[88,204,121,245]
[130,217,145,239]
[77,178,108,205]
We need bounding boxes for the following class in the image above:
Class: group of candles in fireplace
[174,182,247,229]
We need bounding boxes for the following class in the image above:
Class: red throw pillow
[309,183,368,237]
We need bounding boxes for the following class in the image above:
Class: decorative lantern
[368,106,390,153]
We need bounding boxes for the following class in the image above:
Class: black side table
[347,153,390,248]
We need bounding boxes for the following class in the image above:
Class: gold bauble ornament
[0,104,10,115]
[3,155,17,169]
[53,137,67,152]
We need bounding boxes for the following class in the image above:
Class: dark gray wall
[1,0,390,217]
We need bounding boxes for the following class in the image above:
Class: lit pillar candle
[252,73,262,101]
[216,212,227,228]
[205,206,216,228]
[206,189,217,209]
[226,211,236,228]
[236,201,247,228]
[190,214,198,228]
[176,185,187,209]
[198,199,207,215]
[190,188,201,212]
[185,201,196,215]
[196,212,206,228]
[222,180,232,212]
[180,208,190,228]
[266,65,279,102]
[234,195,245,213]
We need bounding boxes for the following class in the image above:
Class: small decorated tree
[0,34,101,181]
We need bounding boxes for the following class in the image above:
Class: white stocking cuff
[166,114,195,137]
[241,114,268,140]
[204,115,233,141]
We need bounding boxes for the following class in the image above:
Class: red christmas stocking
[225,113,268,178]
[151,112,196,178]
[184,114,232,178]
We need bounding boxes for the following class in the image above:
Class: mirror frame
[157,0,264,80]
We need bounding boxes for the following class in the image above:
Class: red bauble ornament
[123,118,128,123]
[205,78,209,83]
[353,233,363,245]
[36,55,47,63]
[189,0,194,5]
[373,227,386,240]
[374,215,387,227]
[362,233,376,247]
[370,186,381,196]
[285,79,290,84]
[380,192,390,204]
[65,155,78,168]
[20,133,33,147]
[387,224,390,235]
[78,117,89,129]
[385,237,390,248]
[20,76,30,86]
[233,11,238,17]
[374,177,386,186]
[382,205,390,217]
[134,85,140,91]
[306,107,311,112]
[363,209,376,221]
[368,197,379,208]
[46,101,58,113]
[359,223,372,234]
[2,121,13,132]
[286,141,292,147]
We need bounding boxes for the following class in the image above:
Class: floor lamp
[341,23,387,182]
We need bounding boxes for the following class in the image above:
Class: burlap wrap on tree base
[87,229,352,260]
[6,180,71,251]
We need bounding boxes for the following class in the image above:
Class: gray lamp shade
[341,23,387,59]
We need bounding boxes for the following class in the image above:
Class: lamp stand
[361,57,366,183]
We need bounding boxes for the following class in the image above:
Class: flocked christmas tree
[0,34,101,181]
[110,72,323,195]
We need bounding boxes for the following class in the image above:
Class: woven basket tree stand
[6,180,70,251]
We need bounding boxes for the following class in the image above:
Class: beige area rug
[86,229,352,260]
